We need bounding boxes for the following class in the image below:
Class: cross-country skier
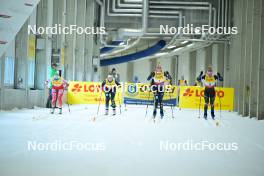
[102,74,121,116]
[46,63,58,108]
[46,71,69,114]
[197,66,223,120]
[177,75,188,86]
[147,64,171,119]
[177,75,188,107]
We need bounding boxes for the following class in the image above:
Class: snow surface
[0,104,264,176]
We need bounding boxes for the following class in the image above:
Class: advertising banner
[124,83,177,106]
[178,86,234,110]
[68,82,122,105]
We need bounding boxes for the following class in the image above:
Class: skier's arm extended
[62,78,69,89]
[115,80,121,86]
[101,81,106,91]
[147,72,155,81]
[215,73,223,82]
[197,71,204,82]
[164,71,172,80]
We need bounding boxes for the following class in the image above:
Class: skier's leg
[153,93,158,118]
[204,97,209,119]
[51,89,57,114]
[46,88,52,108]
[111,92,116,115]
[159,92,164,118]
[105,92,110,115]
[210,96,216,119]
[57,89,64,114]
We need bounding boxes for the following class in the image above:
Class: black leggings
[154,92,164,110]
[204,88,216,114]
[105,91,116,109]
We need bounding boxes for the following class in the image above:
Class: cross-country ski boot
[160,109,164,119]
[211,110,215,120]
[111,103,116,116]
[112,109,116,116]
[59,108,62,114]
[50,108,55,114]
[153,109,157,122]
[204,113,207,120]
[105,109,109,115]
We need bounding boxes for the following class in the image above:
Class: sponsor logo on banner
[179,86,234,110]
[182,88,225,98]
[124,83,177,106]
[68,82,122,104]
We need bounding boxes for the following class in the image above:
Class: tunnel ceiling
[0,0,40,58]
[101,0,232,59]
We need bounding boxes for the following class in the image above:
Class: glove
[151,72,155,77]
[200,71,203,76]
[217,72,221,77]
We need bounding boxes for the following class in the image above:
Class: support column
[64,0,76,81]
[238,0,247,115]
[249,0,262,118]
[242,0,253,116]
[257,0,264,120]
[84,0,95,81]
[127,62,134,82]
[178,52,190,84]
[212,43,224,87]
[35,0,49,89]
[0,53,5,110]
[53,0,66,74]
[205,45,212,67]
[189,51,196,85]
[196,48,206,75]
[223,43,230,87]
[15,21,29,89]
[75,0,86,81]
[230,0,244,112]
[150,58,157,70]
[171,56,176,84]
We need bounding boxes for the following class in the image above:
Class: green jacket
[48,67,57,88]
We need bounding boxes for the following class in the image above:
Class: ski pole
[145,89,151,118]
[198,86,202,118]
[93,91,103,122]
[168,89,174,118]
[218,86,222,119]
[66,86,70,114]
[67,102,71,113]
[117,88,122,115]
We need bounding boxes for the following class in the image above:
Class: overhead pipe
[124,0,142,3]
[100,38,141,58]
[218,0,221,27]
[149,1,210,5]
[225,0,228,28]
[107,1,180,18]
[96,0,107,46]
[105,0,222,57]
[117,0,141,8]
[142,0,148,34]
[222,0,225,28]
[110,0,210,16]
[109,0,216,27]
[115,0,216,27]
[96,0,129,48]
[209,3,212,26]
[100,40,166,66]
